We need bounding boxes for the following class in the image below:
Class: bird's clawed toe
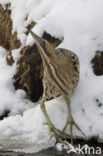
[71,119,86,137]
[61,117,85,144]
[47,123,71,143]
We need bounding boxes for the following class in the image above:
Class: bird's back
[42,48,79,101]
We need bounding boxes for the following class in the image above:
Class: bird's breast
[42,74,62,101]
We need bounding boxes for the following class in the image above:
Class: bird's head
[29,30,57,64]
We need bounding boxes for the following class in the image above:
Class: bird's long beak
[29,30,44,48]
[29,30,56,62]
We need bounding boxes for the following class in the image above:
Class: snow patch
[0,0,103,153]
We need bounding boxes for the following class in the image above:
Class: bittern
[30,30,85,144]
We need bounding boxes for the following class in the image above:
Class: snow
[0,47,34,116]
[0,0,103,153]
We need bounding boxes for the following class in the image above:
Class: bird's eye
[73,61,77,65]
[72,56,75,59]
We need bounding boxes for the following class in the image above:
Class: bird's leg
[40,100,71,141]
[61,96,85,144]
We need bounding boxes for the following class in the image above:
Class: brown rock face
[0,4,21,50]
[42,32,62,48]
[91,51,103,76]
[14,44,43,102]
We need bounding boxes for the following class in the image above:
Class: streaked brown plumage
[42,48,79,101]
[30,30,85,144]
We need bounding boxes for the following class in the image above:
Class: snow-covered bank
[0,0,103,153]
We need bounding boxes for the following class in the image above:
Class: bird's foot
[44,122,70,143]
[71,118,85,136]
[70,118,85,144]
[61,117,85,144]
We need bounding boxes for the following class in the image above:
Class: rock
[0,110,10,120]
[0,3,21,51]
[13,44,43,102]
[91,50,103,76]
